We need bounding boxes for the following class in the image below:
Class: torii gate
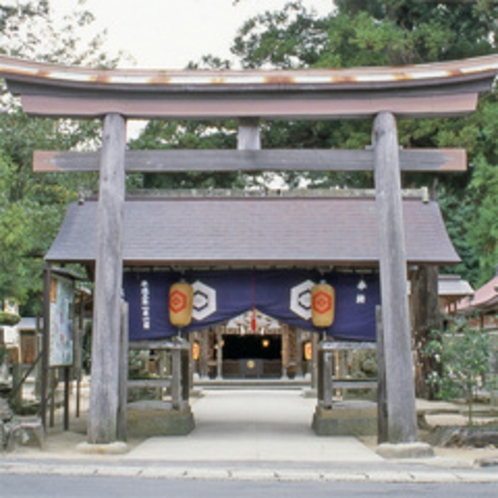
[0,55,497,448]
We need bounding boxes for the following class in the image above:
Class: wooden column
[171,345,182,410]
[317,344,333,409]
[40,264,51,430]
[373,112,418,443]
[199,329,209,379]
[281,326,289,378]
[216,327,223,379]
[238,118,260,150]
[295,329,303,378]
[311,332,319,389]
[88,113,126,444]
[411,265,441,399]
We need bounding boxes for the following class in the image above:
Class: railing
[128,340,190,410]
[317,341,377,409]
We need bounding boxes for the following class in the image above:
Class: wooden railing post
[171,346,182,410]
[88,113,126,444]
[373,111,418,443]
[238,118,260,150]
[317,343,333,410]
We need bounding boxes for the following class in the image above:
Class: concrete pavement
[1,389,498,483]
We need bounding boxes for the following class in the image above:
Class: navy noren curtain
[123,269,380,342]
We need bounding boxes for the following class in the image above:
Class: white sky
[49,0,333,69]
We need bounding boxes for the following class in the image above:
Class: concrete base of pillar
[312,401,377,436]
[77,441,129,455]
[301,388,317,399]
[376,442,434,459]
[126,401,195,437]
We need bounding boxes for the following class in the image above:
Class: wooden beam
[18,92,481,119]
[33,148,466,173]
[3,54,497,119]
[373,111,418,444]
[88,113,126,445]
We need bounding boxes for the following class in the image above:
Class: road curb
[1,461,498,483]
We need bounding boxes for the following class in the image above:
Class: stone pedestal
[126,400,195,437]
[77,441,129,455]
[312,401,377,436]
[376,442,434,459]
[1,416,44,451]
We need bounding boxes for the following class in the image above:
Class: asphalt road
[1,475,498,498]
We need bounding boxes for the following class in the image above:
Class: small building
[438,275,474,314]
[456,271,498,330]
[46,189,459,380]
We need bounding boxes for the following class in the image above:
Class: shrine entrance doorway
[191,310,311,381]
[218,330,283,379]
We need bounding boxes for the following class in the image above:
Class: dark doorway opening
[222,334,282,379]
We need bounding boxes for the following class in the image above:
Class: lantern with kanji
[169,282,193,328]
[311,282,335,328]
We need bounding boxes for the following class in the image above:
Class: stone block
[76,441,129,455]
[376,442,434,459]
[126,400,195,437]
[5,416,44,451]
[301,388,317,399]
[0,420,6,450]
[312,401,377,436]
[0,397,12,422]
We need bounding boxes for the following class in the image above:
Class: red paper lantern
[311,283,335,328]
[169,282,193,328]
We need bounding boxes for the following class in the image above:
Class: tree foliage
[129,120,243,190]
[228,0,498,286]
[0,0,120,67]
[426,319,491,425]
[131,0,498,286]
[0,0,116,312]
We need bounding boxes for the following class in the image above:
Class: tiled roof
[438,275,474,298]
[458,274,498,312]
[45,196,460,267]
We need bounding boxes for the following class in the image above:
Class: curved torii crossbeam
[0,54,497,118]
[0,55,496,448]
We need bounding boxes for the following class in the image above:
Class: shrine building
[0,54,496,446]
[45,189,458,382]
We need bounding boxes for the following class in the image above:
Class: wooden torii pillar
[373,112,418,443]
[0,54,495,451]
[88,114,127,444]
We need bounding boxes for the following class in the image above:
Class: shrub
[0,311,20,326]
[426,317,491,425]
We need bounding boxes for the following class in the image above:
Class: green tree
[0,0,122,66]
[0,0,119,312]
[229,1,498,286]
[131,0,498,287]
[128,119,243,190]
